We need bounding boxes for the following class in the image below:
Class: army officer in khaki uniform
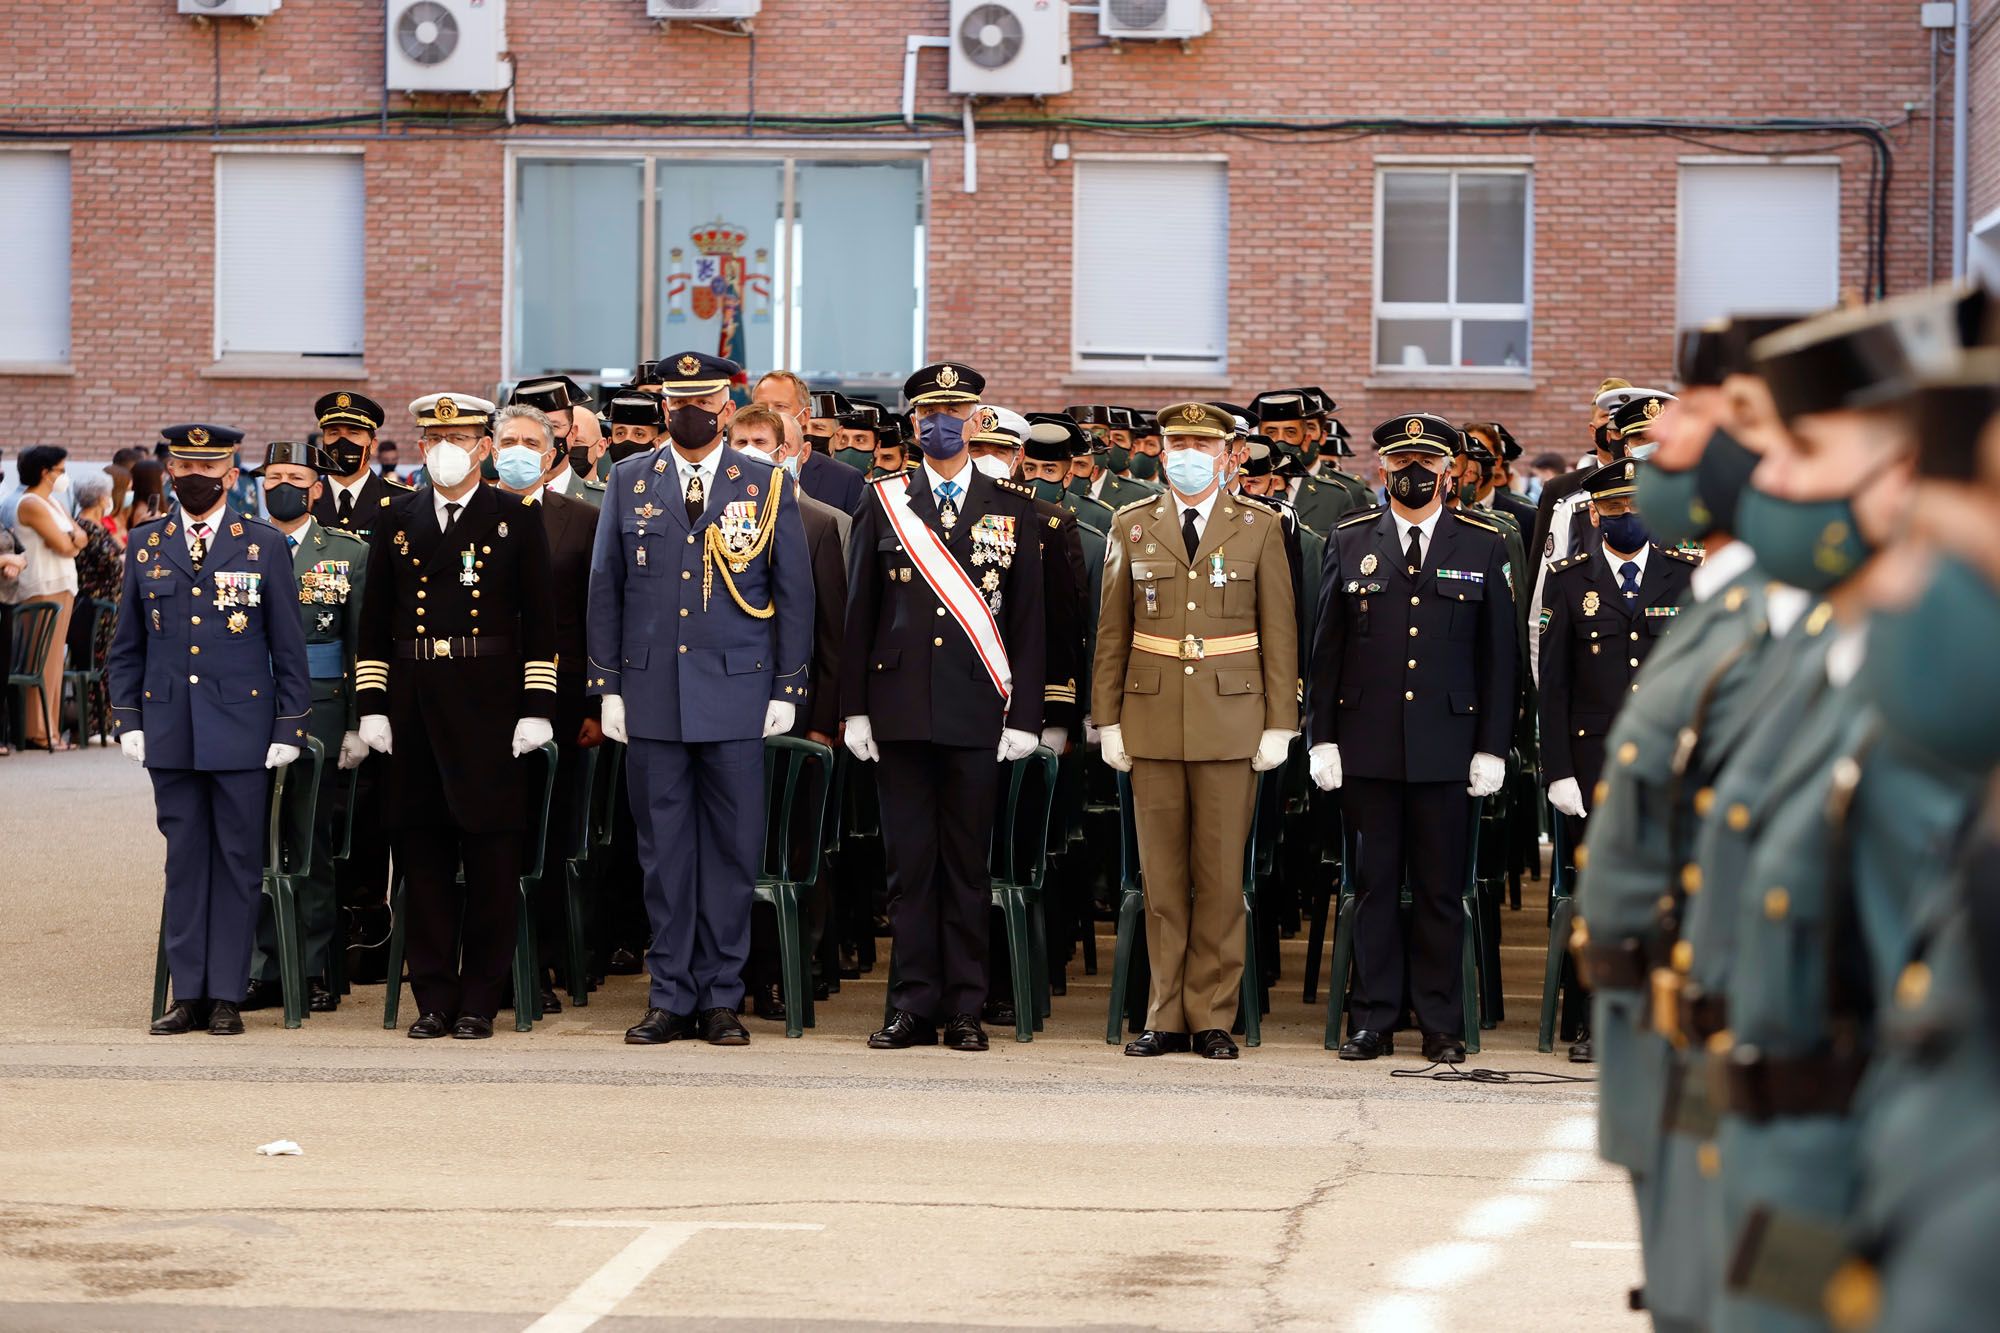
[1095,401,1299,1060]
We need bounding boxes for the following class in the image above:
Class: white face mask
[971,455,1012,480]
[425,442,474,489]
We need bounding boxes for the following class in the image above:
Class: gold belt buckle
[1650,967,1686,1048]
[433,637,452,659]
[1178,635,1205,661]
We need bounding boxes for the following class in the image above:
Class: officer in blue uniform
[587,350,814,1048]
[111,424,312,1036]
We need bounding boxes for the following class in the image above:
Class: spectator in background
[12,445,86,750]
[105,464,133,542]
[68,474,124,741]
[124,458,168,529]
[1529,451,1567,496]
[373,440,402,480]
[0,524,24,755]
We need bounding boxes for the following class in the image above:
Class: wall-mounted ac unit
[387,0,510,93]
[646,0,760,18]
[1100,0,1211,41]
[179,0,283,16]
[948,0,1071,98]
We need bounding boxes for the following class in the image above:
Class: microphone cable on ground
[1389,1062,1598,1085]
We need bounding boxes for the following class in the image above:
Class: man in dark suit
[311,392,412,537]
[752,371,866,516]
[1527,379,1632,573]
[1307,413,1517,1064]
[841,361,1046,1052]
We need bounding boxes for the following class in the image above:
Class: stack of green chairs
[4,601,60,751]
[989,746,1061,1043]
[323,761,364,1000]
[60,602,116,746]
[755,735,836,1039]
[561,742,625,1007]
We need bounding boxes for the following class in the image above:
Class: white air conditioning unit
[179,0,282,16]
[387,0,511,94]
[949,0,1071,98]
[646,0,760,18]
[1100,0,1210,40]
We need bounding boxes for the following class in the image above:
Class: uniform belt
[1131,631,1259,662]
[1679,986,1729,1042]
[395,636,515,661]
[304,640,345,680]
[1712,1046,1866,1122]
[1663,1051,1719,1138]
[1580,936,1648,990]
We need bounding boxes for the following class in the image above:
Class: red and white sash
[877,473,1013,706]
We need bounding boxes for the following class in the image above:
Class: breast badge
[1359,553,1378,576]
[1582,590,1601,617]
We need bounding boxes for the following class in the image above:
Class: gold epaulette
[995,477,1034,498]
[1450,509,1500,533]
[1660,544,1704,565]
[1112,495,1155,517]
[1335,507,1382,529]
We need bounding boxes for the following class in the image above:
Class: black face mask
[325,441,367,476]
[172,473,227,516]
[805,432,833,452]
[567,445,593,477]
[264,482,312,522]
[668,405,721,452]
[606,439,651,464]
[1388,464,1441,507]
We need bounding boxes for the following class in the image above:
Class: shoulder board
[1112,495,1156,517]
[1659,544,1704,565]
[1235,494,1278,513]
[131,514,170,534]
[1448,509,1500,533]
[1552,551,1593,572]
[383,477,414,492]
[322,525,369,547]
[1335,507,1383,529]
[866,470,901,487]
[994,477,1034,498]
[378,494,396,507]
[240,514,283,534]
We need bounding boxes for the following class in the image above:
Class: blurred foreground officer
[1094,402,1297,1059]
[311,392,408,535]
[356,394,557,1040]
[111,425,311,1035]
[841,362,1045,1052]
[1307,414,1516,1063]
[243,441,370,1015]
[589,353,812,1047]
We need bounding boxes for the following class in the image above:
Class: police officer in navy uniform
[112,424,313,1036]
[842,361,1046,1052]
[311,392,410,535]
[1307,413,1517,1063]
[588,351,814,1047]
[354,393,558,1040]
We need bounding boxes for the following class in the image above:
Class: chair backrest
[521,740,561,873]
[761,735,836,884]
[269,735,326,877]
[1240,770,1270,898]
[589,741,625,852]
[1548,805,1574,901]
[86,601,117,670]
[8,601,59,678]
[1116,769,1140,894]
[1461,795,1486,899]
[989,747,1060,891]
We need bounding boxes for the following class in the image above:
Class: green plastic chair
[323,759,364,998]
[150,735,326,1029]
[560,741,624,1007]
[5,601,61,751]
[1537,812,1579,1053]
[60,601,116,746]
[755,736,836,1038]
[990,746,1061,1043]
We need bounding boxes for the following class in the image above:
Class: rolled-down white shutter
[1074,159,1228,370]
[0,152,71,363]
[217,153,366,357]
[1677,164,1839,328]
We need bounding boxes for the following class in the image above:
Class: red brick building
[0,1,1982,460]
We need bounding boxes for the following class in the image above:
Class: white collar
[433,484,478,527]
[1601,541,1651,584]
[1394,505,1443,544]
[329,472,368,501]
[675,443,723,480]
[1168,487,1220,528]
[1689,541,1755,603]
[923,458,973,498]
[544,468,573,496]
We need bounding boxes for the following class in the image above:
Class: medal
[1359,553,1378,576]
[316,611,335,633]
[461,547,478,587]
[1143,583,1157,614]
[247,543,259,561]
[1209,551,1227,588]
[136,549,148,564]
[227,611,248,634]
[498,522,508,539]
[635,546,648,568]
[1582,590,1601,617]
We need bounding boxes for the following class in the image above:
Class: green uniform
[1064,490,1116,539]
[1290,470,1374,535]
[1097,473,1159,511]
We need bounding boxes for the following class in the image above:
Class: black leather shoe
[752,983,786,1022]
[1194,1028,1239,1060]
[308,978,337,1013]
[1338,1029,1395,1060]
[942,1013,989,1051]
[837,945,862,980]
[239,979,281,1012]
[538,984,563,1016]
[1422,1031,1467,1064]
[981,999,1016,1027]
[606,947,644,975]
[1123,1029,1190,1057]
[625,1008,697,1044]
[700,1007,750,1045]
[1569,1034,1594,1063]
[150,1000,204,1036]
[407,1012,450,1039]
[451,1015,494,1040]
[208,1001,244,1036]
[868,1009,939,1049]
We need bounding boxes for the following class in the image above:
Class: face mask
[425,442,474,489]
[1066,475,1091,497]
[326,442,367,476]
[805,432,834,453]
[1388,463,1441,508]
[496,444,546,490]
[1456,477,1480,506]
[606,439,650,465]
[1695,425,1759,537]
[1862,554,2000,770]
[1302,443,1321,467]
[53,473,73,495]
[1127,451,1160,482]
[1029,478,1067,506]
[171,472,227,515]
[1163,449,1218,496]
[1627,441,1658,461]
[668,404,721,452]
[567,445,593,478]
[1597,510,1650,552]
[1634,463,1707,547]
[264,482,311,522]
[1735,485,1872,594]
[917,413,967,460]
[971,455,1012,479]
[780,454,801,481]
[833,447,873,473]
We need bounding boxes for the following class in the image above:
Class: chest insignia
[1582,590,1601,617]
[1359,553,1377,576]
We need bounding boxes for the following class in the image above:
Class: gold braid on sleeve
[700,468,784,619]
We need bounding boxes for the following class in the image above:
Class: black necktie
[443,502,461,535]
[1182,507,1200,560]
[685,472,705,525]
[337,490,354,523]
[1404,527,1422,575]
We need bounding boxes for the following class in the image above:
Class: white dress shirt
[183,501,227,559]
[1171,487,1220,545]
[1601,540,1651,593]
[433,484,478,533]
[1395,505,1444,567]
[923,458,972,511]
[677,443,723,514]
[327,473,368,514]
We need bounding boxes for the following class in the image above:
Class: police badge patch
[1359,553,1377,576]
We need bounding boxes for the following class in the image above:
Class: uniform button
[1409,596,1420,606]
[933,636,944,647]
[420,576,428,584]
[144,690,152,699]
[687,535,696,545]
[418,591,426,599]
[680,608,689,617]
[471,591,479,599]
[250,689,258,697]
[1763,887,1790,921]
[1184,665,1195,675]
[1618,741,1638,765]
[1407,659,1416,669]
[190,615,200,625]
[1187,601,1197,611]
[1187,570,1197,581]
[188,674,199,684]
[1695,787,1716,817]
[192,587,202,597]
[936,607,946,617]
[1896,962,1932,1009]
[1576,728,1586,737]
[1408,627,1418,637]
[678,645,688,654]
[682,571,692,580]
[1593,780,1609,805]
[1630,630,1639,641]
[1727,803,1750,831]
[1697,1142,1721,1180]
[1671,940,1693,973]
[1629,657,1640,667]
[1403,690,1414,701]
[189,645,200,656]
[1681,863,1702,893]
[469,609,478,618]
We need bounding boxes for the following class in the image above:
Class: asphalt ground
[0,746,1641,1331]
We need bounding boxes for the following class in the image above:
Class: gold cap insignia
[1179,403,1206,425]
[188,426,211,447]
[1643,397,1663,420]
[936,365,960,390]
[335,393,352,409]
[1405,418,1425,439]
[977,406,999,433]
[1624,461,1636,480]
[434,396,459,422]
[676,354,701,376]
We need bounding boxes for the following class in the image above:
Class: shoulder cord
[700,468,784,619]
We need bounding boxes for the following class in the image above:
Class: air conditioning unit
[1101,0,1209,40]
[387,0,511,94]
[948,0,1071,98]
[646,0,760,18]
[179,0,282,16]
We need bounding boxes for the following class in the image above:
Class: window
[1072,157,1229,375]
[216,153,366,360]
[1374,167,1531,372]
[516,159,645,380]
[0,151,71,365]
[1678,163,1839,327]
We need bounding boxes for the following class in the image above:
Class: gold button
[417,591,426,599]
[1187,601,1197,610]
[1697,1142,1721,1179]
[1618,741,1637,765]
[680,608,689,617]
[1574,845,1589,869]
[1727,803,1750,831]
[190,615,201,625]
[1184,665,1195,675]
[1403,690,1414,701]
[471,590,480,599]
[1590,631,1599,639]
[192,587,202,597]
[144,690,152,699]
[682,571,692,580]
[250,689,258,697]
[1577,728,1585,737]
[420,576,427,584]
[678,645,688,654]
[416,626,425,634]
[1725,587,1746,611]
[1671,939,1693,973]
[1408,627,1418,637]
[1681,863,1702,893]
[1410,596,1420,606]
[934,636,944,646]
[1593,780,1609,805]
[1695,787,1716,816]
[469,609,478,617]
[1629,657,1640,667]
[1407,659,1416,669]
[189,645,200,656]
[481,545,491,554]
[188,674,199,684]
[1706,1029,1734,1055]
[1630,630,1639,641]
[1763,887,1790,920]
[1896,962,1932,1009]
[1823,1258,1881,1332]
[688,535,696,545]
[475,561,484,570]
[1188,570,1197,580]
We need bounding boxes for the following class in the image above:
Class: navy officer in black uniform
[1306,413,1517,1063]
[841,361,1046,1052]
[112,424,312,1036]
[311,391,410,536]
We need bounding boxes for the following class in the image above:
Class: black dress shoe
[150,1000,204,1036]
[1123,1029,1191,1057]
[407,1012,451,1040]
[1194,1028,1239,1060]
[1338,1029,1395,1060]
[981,999,1017,1027]
[1569,1034,1594,1063]
[837,945,862,980]
[1421,1031,1467,1064]
[308,978,337,1013]
[868,1008,939,1049]
[625,1008,697,1045]
[239,979,281,1012]
[752,983,787,1021]
[537,984,563,1016]
[606,947,644,975]
[208,1001,245,1036]
[942,1013,989,1051]
[700,1007,750,1046]
[452,1015,494,1040]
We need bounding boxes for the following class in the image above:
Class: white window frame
[0,145,74,375]
[1372,162,1534,374]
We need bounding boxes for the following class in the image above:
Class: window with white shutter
[1072,158,1228,374]
[1677,163,1840,328]
[216,153,366,359]
[0,151,71,366]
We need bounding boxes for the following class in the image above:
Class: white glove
[1469,751,1507,798]
[120,730,146,764]
[764,700,797,738]
[1083,717,1101,745]
[997,727,1038,762]
[359,714,393,755]
[337,730,368,771]
[1098,723,1133,772]
[265,743,300,770]
[1548,775,1587,819]
[1039,725,1069,755]
[1308,742,1342,791]
[1251,729,1295,773]
[511,717,555,758]
[600,694,627,745]
[843,714,880,763]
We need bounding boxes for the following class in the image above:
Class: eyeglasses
[422,432,481,448]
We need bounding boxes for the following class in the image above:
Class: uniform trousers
[394,826,522,1019]
[625,736,761,1015]
[152,767,269,1004]
[876,741,999,1021]
[1340,776,1471,1036]
[1129,758,1255,1034]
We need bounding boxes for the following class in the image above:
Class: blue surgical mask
[917,413,967,460]
[1862,553,2000,770]
[1598,510,1650,553]
[780,453,800,481]
[495,444,546,490]
[1163,448,1218,496]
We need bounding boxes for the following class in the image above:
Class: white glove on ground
[600,694,627,744]
[337,730,368,771]
[359,714,393,755]
[764,700,797,738]
[997,727,1038,762]
[1308,743,1342,791]
[1469,751,1507,798]
[1098,723,1133,773]
[843,714,880,763]
[1251,729,1296,773]
[512,717,554,758]
[1548,775,1587,819]
[120,730,146,765]
[1039,725,1069,755]
[264,743,300,770]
